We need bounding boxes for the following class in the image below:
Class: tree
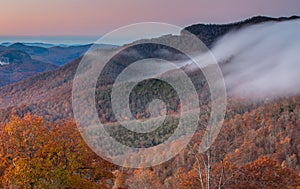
[0,113,115,188]
[226,156,300,188]
[125,169,162,189]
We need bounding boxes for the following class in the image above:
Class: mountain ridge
[0,43,110,86]
[183,15,300,47]
[0,49,57,86]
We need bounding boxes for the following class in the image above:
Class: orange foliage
[0,113,115,188]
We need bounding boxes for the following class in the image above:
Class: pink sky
[1,0,300,36]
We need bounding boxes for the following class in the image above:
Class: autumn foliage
[0,96,300,188]
[0,113,114,188]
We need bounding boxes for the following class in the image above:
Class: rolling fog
[210,19,300,98]
[88,19,300,100]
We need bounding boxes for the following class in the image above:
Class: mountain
[2,42,65,48]
[8,43,49,54]
[0,49,57,86]
[183,15,300,47]
[0,45,7,51]
[38,44,117,65]
[5,43,118,66]
[6,43,90,66]
[0,43,118,87]
[35,45,91,66]
[11,42,57,48]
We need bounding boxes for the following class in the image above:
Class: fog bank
[209,19,300,98]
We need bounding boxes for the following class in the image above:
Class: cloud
[203,19,300,99]
[86,20,300,100]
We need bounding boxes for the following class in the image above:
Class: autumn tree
[226,156,300,188]
[125,169,163,189]
[0,113,115,188]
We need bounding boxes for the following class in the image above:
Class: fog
[122,19,300,99]
[207,19,300,98]
[87,19,300,100]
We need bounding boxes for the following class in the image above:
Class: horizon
[0,36,100,46]
[1,0,300,36]
[1,14,299,46]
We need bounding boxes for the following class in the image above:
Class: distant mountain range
[0,15,298,122]
[1,42,62,48]
[4,42,118,66]
[0,42,118,87]
[1,42,119,48]
[0,49,57,86]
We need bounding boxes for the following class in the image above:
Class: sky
[1,0,300,36]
